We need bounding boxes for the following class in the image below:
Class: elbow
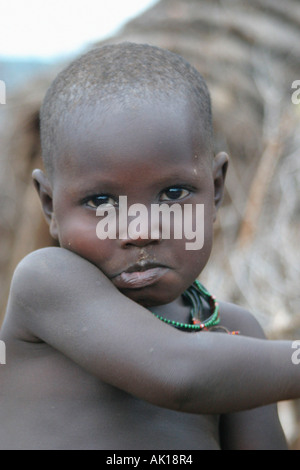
[148,366,211,414]
[140,338,212,414]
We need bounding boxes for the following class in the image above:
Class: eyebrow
[147,171,202,188]
[64,158,210,199]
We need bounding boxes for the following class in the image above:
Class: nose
[121,237,160,248]
[120,224,161,248]
[119,204,162,248]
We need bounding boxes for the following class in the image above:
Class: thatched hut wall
[0,0,299,445]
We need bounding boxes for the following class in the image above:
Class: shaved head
[40,42,213,178]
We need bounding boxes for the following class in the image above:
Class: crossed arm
[3,247,300,417]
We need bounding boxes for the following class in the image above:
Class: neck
[149,295,191,324]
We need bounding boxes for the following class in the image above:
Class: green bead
[150,281,219,332]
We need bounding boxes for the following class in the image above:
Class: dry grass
[0,0,299,447]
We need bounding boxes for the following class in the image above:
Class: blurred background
[0,0,299,449]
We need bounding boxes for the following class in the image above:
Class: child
[0,43,298,450]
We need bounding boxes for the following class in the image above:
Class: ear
[32,169,59,240]
[213,152,229,220]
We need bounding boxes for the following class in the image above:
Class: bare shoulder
[12,246,76,284]
[3,247,111,342]
[13,246,95,281]
[11,247,107,300]
[218,301,266,339]
[9,248,74,310]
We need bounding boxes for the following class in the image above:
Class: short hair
[40,42,213,178]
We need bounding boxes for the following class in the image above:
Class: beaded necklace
[151,280,220,332]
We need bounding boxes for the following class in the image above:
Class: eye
[85,195,117,209]
[160,187,190,202]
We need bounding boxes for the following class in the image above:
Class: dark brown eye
[86,195,117,208]
[160,188,189,202]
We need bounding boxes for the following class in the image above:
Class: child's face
[36,98,227,307]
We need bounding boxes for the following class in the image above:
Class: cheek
[183,199,214,252]
[179,201,214,277]
[182,241,212,278]
[56,214,114,265]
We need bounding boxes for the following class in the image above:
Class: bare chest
[0,342,220,450]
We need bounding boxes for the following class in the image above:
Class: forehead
[55,97,210,178]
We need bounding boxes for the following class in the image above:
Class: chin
[119,284,181,308]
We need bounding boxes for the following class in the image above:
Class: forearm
[173,332,299,414]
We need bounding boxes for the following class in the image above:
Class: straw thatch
[0,0,299,446]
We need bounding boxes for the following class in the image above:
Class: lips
[111,262,169,289]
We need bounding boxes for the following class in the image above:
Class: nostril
[121,236,161,248]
